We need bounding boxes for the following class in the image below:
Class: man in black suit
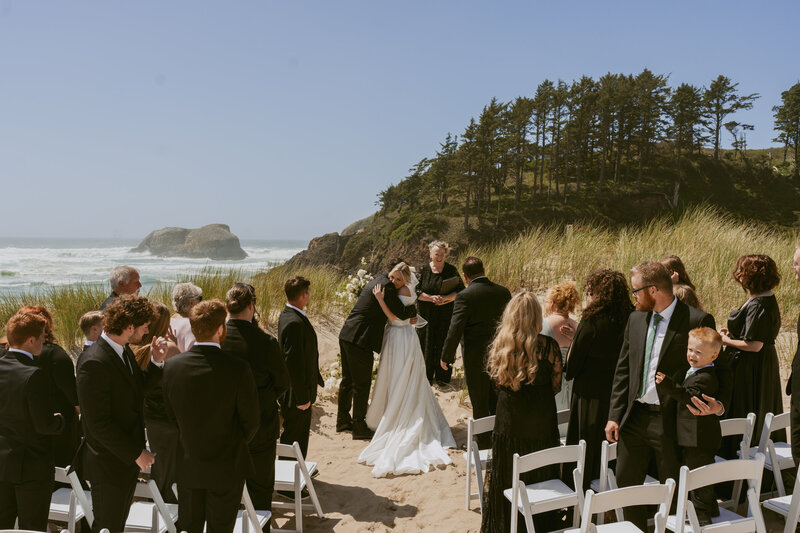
[337,258,417,440]
[76,295,159,533]
[164,299,260,533]
[605,261,727,528]
[222,283,289,527]
[0,313,65,530]
[656,327,723,525]
[788,242,800,466]
[100,265,142,310]
[440,256,511,432]
[279,276,323,458]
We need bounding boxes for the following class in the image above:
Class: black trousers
[247,439,277,531]
[337,340,374,424]
[616,403,680,529]
[682,446,720,520]
[281,403,312,458]
[178,480,244,533]
[146,417,180,504]
[0,478,53,530]
[90,475,138,533]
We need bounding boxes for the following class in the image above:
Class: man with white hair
[100,266,142,310]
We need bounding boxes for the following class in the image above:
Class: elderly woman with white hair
[169,282,203,352]
[416,240,464,384]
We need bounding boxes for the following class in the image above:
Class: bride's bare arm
[372,285,399,321]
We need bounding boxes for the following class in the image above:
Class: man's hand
[297,402,311,411]
[604,421,620,443]
[440,360,449,371]
[686,394,723,416]
[655,371,665,384]
[136,449,156,471]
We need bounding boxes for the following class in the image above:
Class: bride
[358,261,456,477]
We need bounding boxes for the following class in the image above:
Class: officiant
[416,241,465,385]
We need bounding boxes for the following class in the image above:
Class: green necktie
[640,312,664,397]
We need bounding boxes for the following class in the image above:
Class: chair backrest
[757,412,790,452]
[54,466,70,485]
[65,469,93,526]
[719,413,755,444]
[580,481,675,533]
[467,415,496,441]
[240,484,264,533]
[277,441,314,482]
[675,454,766,533]
[516,440,586,475]
[598,441,617,492]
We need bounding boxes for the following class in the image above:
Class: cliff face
[133,224,248,260]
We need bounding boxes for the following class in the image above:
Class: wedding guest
[79,310,105,353]
[0,313,65,531]
[17,305,79,468]
[721,254,783,447]
[441,257,511,448]
[131,303,180,504]
[541,282,579,412]
[565,269,632,489]
[164,299,259,533]
[279,277,323,458]
[170,282,203,352]
[338,258,417,440]
[416,241,465,384]
[788,242,800,466]
[481,291,562,533]
[660,255,696,290]
[76,295,160,533]
[100,265,142,310]
[673,283,703,311]
[223,283,289,521]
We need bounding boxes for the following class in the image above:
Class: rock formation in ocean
[133,224,247,260]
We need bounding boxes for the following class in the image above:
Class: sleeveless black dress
[481,335,563,533]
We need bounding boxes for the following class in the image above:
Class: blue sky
[1,1,797,240]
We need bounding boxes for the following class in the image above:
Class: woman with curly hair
[564,270,634,489]
[481,290,562,533]
[721,254,783,445]
[541,282,579,413]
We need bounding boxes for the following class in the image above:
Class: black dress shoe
[352,421,374,440]
[336,421,353,432]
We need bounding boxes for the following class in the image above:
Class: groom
[337,258,417,440]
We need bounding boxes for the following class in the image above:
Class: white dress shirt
[193,342,221,349]
[286,303,307,317]
[7,348,33,360]
[638,296,678,405]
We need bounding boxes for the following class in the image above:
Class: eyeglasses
[631,284,655,296]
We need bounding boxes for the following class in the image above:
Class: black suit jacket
[339,273,417,354]
[163,344,259,489]
[39,342,78,425]
[222,319,290,445]
[0,351,64,482]
[441,277,512,367]
[278,307,324,407]
[658,366,721,450]
[75,337,145,483]
[99,292,119,311]
[608,300,727,439]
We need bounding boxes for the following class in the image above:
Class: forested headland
[291,71,800,272]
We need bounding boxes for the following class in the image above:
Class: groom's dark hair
[462,257,485,279]
[385,257,405,273]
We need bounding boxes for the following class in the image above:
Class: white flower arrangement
[335,257,374,304]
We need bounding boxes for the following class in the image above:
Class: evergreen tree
[704,75,759,160]
[773,82,800,173]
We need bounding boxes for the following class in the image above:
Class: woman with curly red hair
[721,254,783,445]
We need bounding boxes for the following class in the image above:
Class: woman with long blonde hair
[481,290,563,533]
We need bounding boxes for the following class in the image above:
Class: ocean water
[0,237,306,296]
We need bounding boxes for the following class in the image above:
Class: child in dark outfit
[656,327,722,526]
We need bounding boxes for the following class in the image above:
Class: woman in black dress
[721,254,783,445]
[565,270,633,489]
[481,290,563,533]
[416,240,464,384]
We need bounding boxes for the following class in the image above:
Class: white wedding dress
[358,279,456,478]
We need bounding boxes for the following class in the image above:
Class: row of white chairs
[47,441,322,533]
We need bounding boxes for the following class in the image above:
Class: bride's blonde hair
[389,262,412,285]
[487,290,544,391]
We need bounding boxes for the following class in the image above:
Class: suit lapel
[657,301,687,363]
[99,338,136,385]
[630,311,650,387]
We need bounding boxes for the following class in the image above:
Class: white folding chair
[505,440,586,533]
[666,453,767,533]
[588,441,658,524]
[127,479,179,533]
[49,466,92,533]
[230,484,271,533]
[558,409,570,445]
[273,441,324,532]
[716,413,756,509]
[564,480,676,533]
[762,463,800,533]
[463,415,495,511]
[744,412,794,497]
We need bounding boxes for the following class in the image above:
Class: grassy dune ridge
[1,206,798,362]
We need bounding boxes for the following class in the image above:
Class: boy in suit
[79,310,104,354]
[656,327,723,525]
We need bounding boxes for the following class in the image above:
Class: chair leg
[295,480,303,533]
[466,454,473,510]
[573,503,580,527]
